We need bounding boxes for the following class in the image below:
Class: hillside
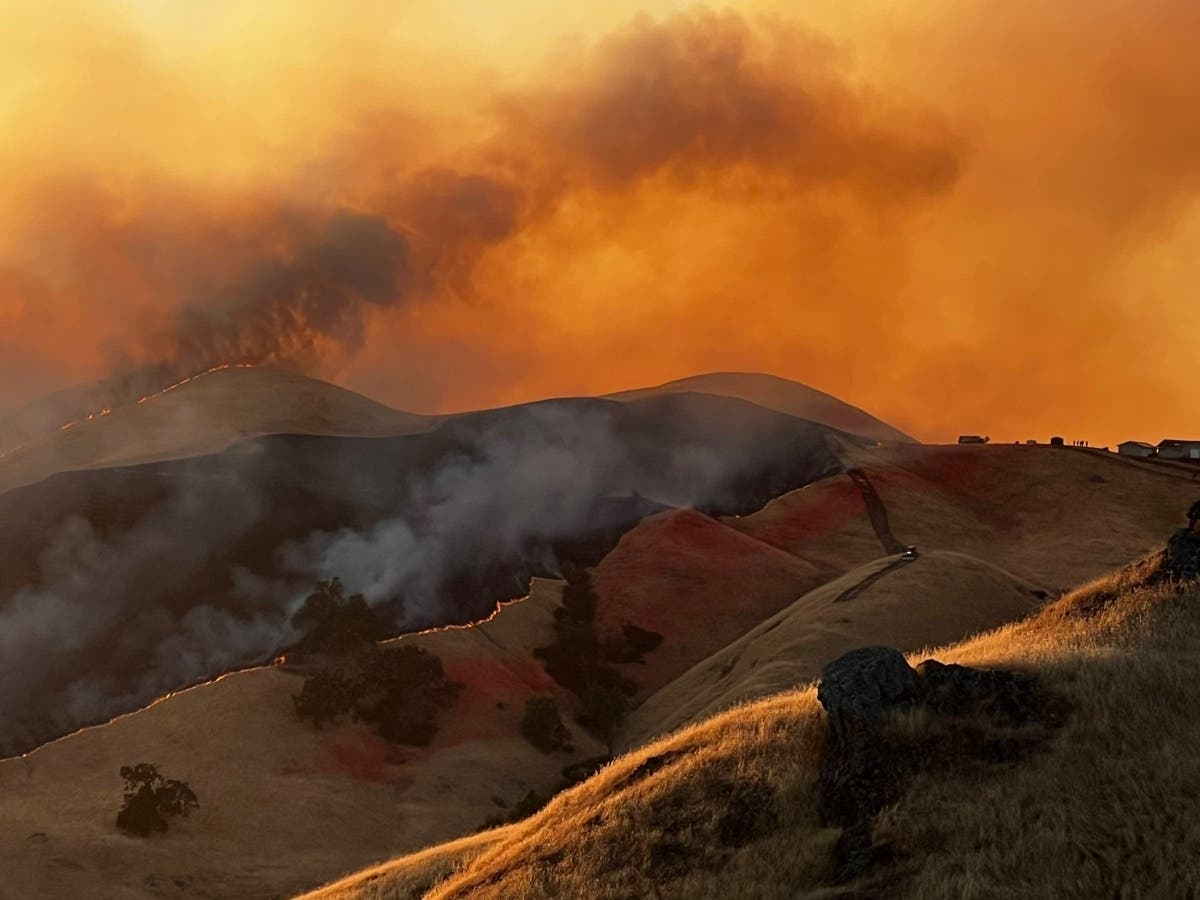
[580,441,1191,725]
[0,580,607,900]
[607,372,915,445]
[3,438,1195,897]
[0,390,847,756]
[618,550,1043,749]
[307,550,1200,898]
[0,366,434,494]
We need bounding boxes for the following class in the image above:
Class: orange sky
[1,0,1198,445]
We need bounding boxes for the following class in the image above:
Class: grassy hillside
[0,366,433,494]
[0,581,604,900]
[309,552,1200,898]
[606,371,915,445]
[3,444,1193,898]
[618,549,1042,750]
[585,442,1190,718]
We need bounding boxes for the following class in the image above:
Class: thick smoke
[166,210,413,376]
[0,394,835,755]
[0,6,958,420]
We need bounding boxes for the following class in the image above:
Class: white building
[1158,439,1200,461]
[1117,441,1156,458]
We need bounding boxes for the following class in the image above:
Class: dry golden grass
[619,549,1043,750]
[605,371,915,445]
[0,367,432,493]
[0,580,601,900]
[314,556,1200,898]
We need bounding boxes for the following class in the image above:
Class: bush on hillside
[353,645,462,745]
[577,682,629,744]
[292,668,359,728]
[290,577,386,657]
[520,696,574,753]
[115,763,198,837]
[533,565,653,745]
[478,755,611,831]
[601,623,665,664]
[293,644,462,746]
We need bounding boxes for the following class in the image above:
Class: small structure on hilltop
[1158,439,1200,461]
[1050,436,1065,447]
[957,435,989,445]
[1118,441,1156,458]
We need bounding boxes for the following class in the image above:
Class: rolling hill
[607,372,915,445]
[1,438,1194,898]
[5,369,1198,899]
[618,549,1042,750]
[305,549,1199,899]
[0,580,606,900]
[0,385,850,756]
[0,367,434,495]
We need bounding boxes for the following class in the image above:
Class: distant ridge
[0,366,433,493]
[606,371,915,445]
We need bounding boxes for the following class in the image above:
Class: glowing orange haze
[1,0,1198,447]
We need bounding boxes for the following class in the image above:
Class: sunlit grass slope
[307,554,1200,898]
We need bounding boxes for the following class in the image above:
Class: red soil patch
[728,477,865,552]
[592,509,822,696]
[320,724,408,783]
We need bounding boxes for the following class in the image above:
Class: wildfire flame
[0,363,257,463]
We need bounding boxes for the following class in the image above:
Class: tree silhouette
[116,763,198,837]
[291,578,386,656]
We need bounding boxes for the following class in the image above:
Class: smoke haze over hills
[3,2,1198,442]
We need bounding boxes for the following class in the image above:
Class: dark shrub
[290,578,386,657]
[520,696,573,753]
[533,566,654,745]
[116,763,198,837]
[293,644,461,746]
[602,624,664,664]
[292,668,358,728]
[577,683,629,744]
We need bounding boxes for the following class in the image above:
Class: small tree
[520,696,573,753]
[292,644,462,746]
[291,578,386,656]
[292,668,358,727]
[116,763,198,837]
[578,683,628,748]
[353,646,462,746]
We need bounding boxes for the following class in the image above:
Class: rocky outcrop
[816,647,1063,884]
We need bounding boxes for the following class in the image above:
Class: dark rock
[815,646,1066,885]
[817,646,921,742]
[817,647,921,881]
[913,659,1043,722]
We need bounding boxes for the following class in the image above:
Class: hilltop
[0,367,434,494]
[607,372,915,445]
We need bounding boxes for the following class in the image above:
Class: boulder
[815,646,1064,884]
[816,646,921,742]
[913,659,1042,722]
